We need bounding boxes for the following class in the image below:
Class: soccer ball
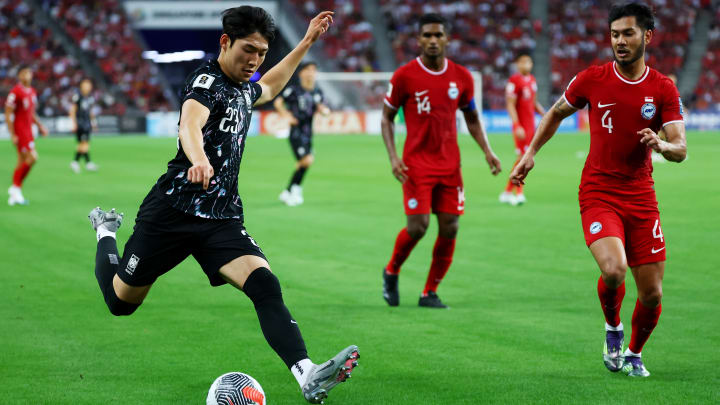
[206,372,266,405]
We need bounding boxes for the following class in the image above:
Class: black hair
[16,64,30,74]
[222,6,276,45]
[418,13,448,31]
[608,2,655,31]
[298,61,317,72]
[515,50,532,61]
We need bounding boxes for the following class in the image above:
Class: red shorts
[15,131,35,154]
[512,123,534,155]
[402,169,464,216]
[580,191,666,267]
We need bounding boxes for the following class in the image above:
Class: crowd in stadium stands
[694,7,720,110]
[0,0,93,117]
[291,0,377,72]
[549,0,698,102]
[50,0,171,113]
[380,0,536,110]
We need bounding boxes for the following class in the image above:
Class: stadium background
[1,0,719,404]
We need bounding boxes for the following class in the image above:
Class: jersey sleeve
[458,68,475,110]
[183,72,219,111]
[249,81,263,104]
[563,70,590,109]
[659,78,684,127]
[5,89,17,108]
[384,69,406,110]
[505,77,518,98]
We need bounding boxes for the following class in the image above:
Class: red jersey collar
[416,57,448,75]
[612,61,649,85]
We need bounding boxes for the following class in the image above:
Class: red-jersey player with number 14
[510,3,686,377]
[381,13,501,309]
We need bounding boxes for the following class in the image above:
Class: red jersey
[505,73,537,129]
[384,57,474,176]
[5,84,37,137]
[564,62,683,196]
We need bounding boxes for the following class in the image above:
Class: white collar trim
[416,57,448,75]
[612,61,649,85]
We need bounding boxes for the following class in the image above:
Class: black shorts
[76,127,91,142]
[289,126,312,160]
[116,192,267,287]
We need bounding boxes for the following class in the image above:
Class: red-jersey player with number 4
[381,13,501,309]
[510,3,686,377]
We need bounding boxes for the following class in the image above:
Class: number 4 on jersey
[602,110,613,133]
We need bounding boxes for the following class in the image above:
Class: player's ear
[219,34,230,52]
[644,29,653,45]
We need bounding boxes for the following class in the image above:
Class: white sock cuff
[624,348,641,357]
[605,322,624,332]
[96,225,117,242]
[291,358,315,387]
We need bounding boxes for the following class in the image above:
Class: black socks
[243,267,309,368]
[95,236,138,316]
[287,167,307,190]
[75,152,91,162]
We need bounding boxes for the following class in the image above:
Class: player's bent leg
[623,262,664,377]
[589,237,629,372]
[406,213,429,240]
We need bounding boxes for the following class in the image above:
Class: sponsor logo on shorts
[297,146,306,156]
[125,254,140,275]
[641,102,656,120]
[589,221,602,235]
[408,198,418,209]
[651,246,665,254]
[108,254,119,265]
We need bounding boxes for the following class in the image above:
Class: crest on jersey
[641,102,656,120]
[448,82,459,100]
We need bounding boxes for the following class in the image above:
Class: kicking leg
[623,261,664,377]
[589,236,628,372]
[220,257,359,404]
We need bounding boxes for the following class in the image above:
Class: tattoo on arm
[552,98,577,119]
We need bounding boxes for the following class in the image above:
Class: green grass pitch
[1,131,719,404]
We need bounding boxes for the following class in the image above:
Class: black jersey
[72,92,93,130]
[282,84,324,127]
[151,59,262,220]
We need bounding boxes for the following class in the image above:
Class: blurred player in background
[510,2,686,378]
[5,65,48,206]
[381,13,501,309]
[500,52,545,206]
[69,78,98,173]
[87,7,358,404]
[274,61,330,206]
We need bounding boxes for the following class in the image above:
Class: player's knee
[639,287,662,308]
[439,219,459,239]
[105,287,140,316]
[407,221,428,239]
[242,267,283,304]
[301,155,314,167]
[599,261,626,286]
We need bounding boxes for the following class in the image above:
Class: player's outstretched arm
[510,97,576,185]
[380,104,408,183]
[463,108,501,175]
[4,105,16,145]
[639,123,686,162]
[178,99,214,190]
[255,11,333,105]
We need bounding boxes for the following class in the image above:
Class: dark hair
[298,61,317,72]
[515,50,532,61]
[418,13,448,31]
[16,64,31,74]
[608,2,655,31]
[222,6,276,45]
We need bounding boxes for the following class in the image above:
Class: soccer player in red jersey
[510,3,686,377]
[500,52,545,206]
[381,13,502,308]
[5,65,48,206]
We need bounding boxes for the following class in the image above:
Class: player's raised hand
[390,156,409,183]
[188,160,214,190]
[638,128,664,153]
[509,153,535,185]
[304,11,334,44]
[485,151,502,175]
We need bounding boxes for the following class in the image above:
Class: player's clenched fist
[390,156,408,183]
[509,153,535,185]
[188,160,214,190]
[638,128,665,153]
[304,11,333,43]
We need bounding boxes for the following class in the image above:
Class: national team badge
[641,102,656,120]
[125,254,140,275]
[448,82,459,100]
[589,222,602,235]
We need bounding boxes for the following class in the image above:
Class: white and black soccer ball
[206,372,266,405]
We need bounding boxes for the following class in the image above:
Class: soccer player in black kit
[274,61,330,206]
[87,7,358,404]
[70,78,98,173]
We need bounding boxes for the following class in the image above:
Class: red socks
[629,299,662,353]
[422,236,456,295]
[12,162,31,187]
[597,276,625,327]
[385,228,419,275]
